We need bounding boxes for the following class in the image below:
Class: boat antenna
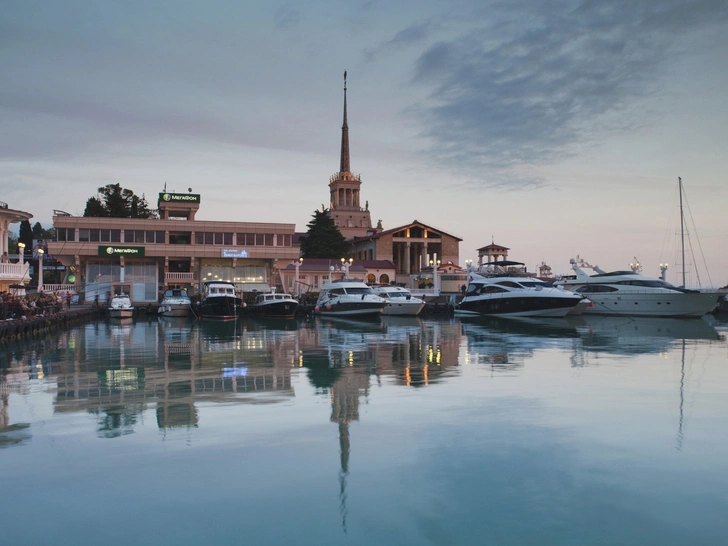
[679,177,686,288]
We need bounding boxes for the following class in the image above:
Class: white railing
[40,284,76,293]
[0,262,30,280]
[165,272,194,282]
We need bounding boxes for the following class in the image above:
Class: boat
[315,269,386,317]
[455,261,583,318]
[197,281,244,320]
[249,292,299,319]
[553,258,722,318]
[158,288,193,317]
[108,294,134,318]
[372,285,426,316]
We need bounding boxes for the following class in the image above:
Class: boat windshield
[345,287,374,295]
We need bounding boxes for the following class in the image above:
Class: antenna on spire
[164,181,167,192]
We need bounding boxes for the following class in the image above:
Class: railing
[41,284,76,293]
[0,262,30,280]
[165,272,194,282]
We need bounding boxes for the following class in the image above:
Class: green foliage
[83,184,157,219]
[299,209,350,259]
[32,222,55,240]
[18,220,33,250]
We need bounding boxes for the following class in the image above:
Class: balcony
[165,272,194,284]
[0,262,30,284]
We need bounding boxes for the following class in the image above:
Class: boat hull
[316,301,385,317]
[199,296,244,320]
[381,301,426,316]
[108,308,134,319]
[158,304,192,317]
[249,301,299,319]
[456,294,582,318]
[578,291,721,318]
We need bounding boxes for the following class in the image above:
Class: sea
[2,313,727,546]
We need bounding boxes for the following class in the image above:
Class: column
[404,242,411,275]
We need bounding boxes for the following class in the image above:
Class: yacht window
[495,281,522,289]
[346,287,374,295]
[330,288,346,296]
[577,285,618,293]
[481,285,508,294]
[519,281,552,288]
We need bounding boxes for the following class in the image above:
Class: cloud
[275,6,301,29]
[364,20,436,62]
[407,0,728,187]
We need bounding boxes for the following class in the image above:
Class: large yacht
[372,285,426,316]
[198,281,245,320]
[553,258,722,318]
[315,269,386,317]
[455,261,583,318]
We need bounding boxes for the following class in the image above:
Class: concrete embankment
[0,305,100,343]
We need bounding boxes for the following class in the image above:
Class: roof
[350,219,462,243]
[478,243,510,251]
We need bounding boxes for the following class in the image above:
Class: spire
[339,71,350,173]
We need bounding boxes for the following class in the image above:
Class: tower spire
[340,71,350,173]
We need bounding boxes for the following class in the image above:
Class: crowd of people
[0,291,73,320]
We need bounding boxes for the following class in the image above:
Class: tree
[299,208,350,259]
[32,222,55,240]
[83,183,157,219]
[18,220,33,252]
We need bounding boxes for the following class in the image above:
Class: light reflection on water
[1,314,728,545]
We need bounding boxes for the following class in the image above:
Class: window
[224,233,232,245]
[57,228,75,242]
[78,229,90,242]
[256,233,265,246]
[278,234,291,247]
[265,234,273,246]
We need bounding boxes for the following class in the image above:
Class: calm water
[2,313,728,545]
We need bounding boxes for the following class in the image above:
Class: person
[94,294,99,308]
[0,251,7,263]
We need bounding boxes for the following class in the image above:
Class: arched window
[366,273,376,284]
[380,274,390,284]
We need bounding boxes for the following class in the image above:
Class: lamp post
[37,248,44,293]
[660,263,668,282]
[294,257,303,297]
[17,242,25,265]
[429,258,441,295]
[341,257,353,278]
[465,259,472,272]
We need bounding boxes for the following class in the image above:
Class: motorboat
[158,288,193,317]
[372,285,426,316]
[108,294,134,319]
[553,258,722,318]
[249,292,299,319]
[198,281,244,320]
[455,261,583,318]
[315,269,386,317]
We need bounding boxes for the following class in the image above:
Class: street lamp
[340,257,353,277]
[660,263,668,281]
[429,258,441,295]
[465,259,472,271]
[17,242,25,265]
[294,257,303,297]
[37,248,44,293]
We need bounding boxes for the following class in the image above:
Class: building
[0,201,32,292]
[327,73,373,240]
[278,258,396,297]
[477,242,510,264]
[48,193,298,304]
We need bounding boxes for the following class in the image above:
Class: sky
[2,0,727,287]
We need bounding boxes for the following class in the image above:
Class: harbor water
[2,314,728,545]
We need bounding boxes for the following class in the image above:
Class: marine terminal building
[48,193,298,304]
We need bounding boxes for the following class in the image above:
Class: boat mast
[679,177,686,287]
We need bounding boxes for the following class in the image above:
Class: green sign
[98,246,145,257]
[159,192,201,203]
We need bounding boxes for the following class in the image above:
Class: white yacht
[455,261,583,318]
[372,285,426,316]
[108,294,134,319]
[553,258,722,318]
[158,288,193,317]
[315,269,386,317]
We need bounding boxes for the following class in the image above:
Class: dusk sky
[2,0,727,287]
